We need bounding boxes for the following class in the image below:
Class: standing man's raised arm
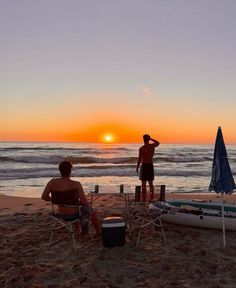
[150,138,160,147]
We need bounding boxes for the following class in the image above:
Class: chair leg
[49,221,57,246]
[69,223,77,250]
[154,217,166,243]
[136,216,167,247]
[159,219,167,243]
[136,219,144,246]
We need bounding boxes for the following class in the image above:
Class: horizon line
[1,140,235,145]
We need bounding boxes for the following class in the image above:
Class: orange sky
[1,2,236,145]
[1,114,236,144]
[1,89,236,144]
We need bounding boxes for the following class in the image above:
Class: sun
[99,132,117,143]
[103,134,114,143]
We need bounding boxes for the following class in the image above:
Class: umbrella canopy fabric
[209,127,236,194]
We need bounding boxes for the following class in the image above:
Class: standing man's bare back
[136,134,159,201]
[139,144,156,163]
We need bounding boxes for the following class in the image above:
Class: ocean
[1,142,236,198]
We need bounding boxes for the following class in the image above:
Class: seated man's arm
[41,181,52,202]
[77,182,88,205]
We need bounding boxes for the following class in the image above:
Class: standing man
[136,134,159,202]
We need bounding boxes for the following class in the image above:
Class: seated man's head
[59,161,73,177]
[143,134,150,144]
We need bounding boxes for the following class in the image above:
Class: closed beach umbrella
[209,126,236,246]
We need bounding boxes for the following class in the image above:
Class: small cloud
[141,85,152,96]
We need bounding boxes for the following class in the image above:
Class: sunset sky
[1,0,236,144]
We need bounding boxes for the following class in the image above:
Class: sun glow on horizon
[103,134,115,143]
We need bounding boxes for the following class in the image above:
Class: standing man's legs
[148,181,154,202]
[141,180,147,202]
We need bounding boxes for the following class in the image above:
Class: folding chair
[129,185,166,246]
[134,204,166,246]
[50,190,92,250]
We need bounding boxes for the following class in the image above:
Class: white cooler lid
[102,216,125,228]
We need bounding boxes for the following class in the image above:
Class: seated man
[41,160,100,236]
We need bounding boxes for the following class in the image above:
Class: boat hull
[168,199,236,213]
[150,202,236,231]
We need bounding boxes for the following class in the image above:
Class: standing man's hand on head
[150,137,159,147]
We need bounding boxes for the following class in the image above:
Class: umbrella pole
[221,193,226,247]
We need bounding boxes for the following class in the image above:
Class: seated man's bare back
[41,161,100,235]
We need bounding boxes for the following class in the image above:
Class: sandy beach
[1,193,236,288]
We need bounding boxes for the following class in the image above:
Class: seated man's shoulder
[48,177,60,184]
[69,179,82,188]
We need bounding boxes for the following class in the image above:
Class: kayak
[150,201,236,231]
[167,199,236,213]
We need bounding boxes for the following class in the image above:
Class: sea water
[0,142,236,198]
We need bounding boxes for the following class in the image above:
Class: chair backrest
[51,189,80,206]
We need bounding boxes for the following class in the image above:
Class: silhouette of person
[136,134,159,202]
[41,160,100,235]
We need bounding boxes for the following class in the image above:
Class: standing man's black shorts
[139,163,154,181]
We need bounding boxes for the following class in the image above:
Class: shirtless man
[136,134,159,202]
[41,160,100,235]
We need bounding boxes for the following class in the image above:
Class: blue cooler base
[102,216,126,247]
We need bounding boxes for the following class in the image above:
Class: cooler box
[102,216,126,247]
